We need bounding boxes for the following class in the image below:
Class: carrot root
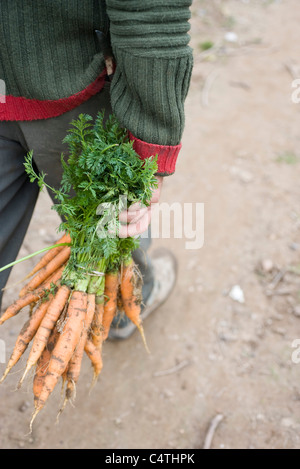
[84,339,103,390]
[91,298,104,348]
[62,293,96,409]
[19,246,71,297]
[102,271,119,341]
[24,233,71,281]
[120,259,149,353]
[0,264,65,326]
[18,284,71,388]
[0,297,53,383]
[33,290,88,414]
[33,325,60,405]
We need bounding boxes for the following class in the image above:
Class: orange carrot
[32,290,88,421]
[117,284,124,313]
[62,293,96,406]
[0,296,53,383]
[67,293,95,386]
[33,325,60,406]
[18,284,71,387]
[0,265,65,326]
[120,258,149,352]
[102,271,119,341]
[24,233,71,280]
[19,246,71,297]
[84,338,103,387]
[91,298,104,348]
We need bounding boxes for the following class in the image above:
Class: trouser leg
[133,227,154,305]
[0,123,39,309]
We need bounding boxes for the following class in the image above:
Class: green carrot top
[24,112,158,284]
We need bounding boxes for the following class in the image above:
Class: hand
[118,176,163,238]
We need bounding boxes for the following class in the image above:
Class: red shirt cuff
[128,132,181,175]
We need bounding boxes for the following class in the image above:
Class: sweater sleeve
[105,0,193,175]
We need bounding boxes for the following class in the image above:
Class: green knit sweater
[0,0,193,171]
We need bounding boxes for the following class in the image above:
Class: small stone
[289,242,300,251]
[271,313,284,321]
[272,327,286,336]
[208,353,218,361]
[281,417,294,428]
[256,327,265,338]
[239,170,254,183]
[229,285,245,304]
[241,333,258,348]
[262,259,274,273]
[219,332,238,342]
[293,305,300,317]
[224,31,238,43]
[229,165,253,183]
[251,313,260,321]
[18,401,30,413]
[162,389,174,399]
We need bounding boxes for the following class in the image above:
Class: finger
[118,207,152,238]
[119,206,148,224]
[128,201,147,212]
[150,176,163,204]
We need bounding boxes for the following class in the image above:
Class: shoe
[108,247,177,340]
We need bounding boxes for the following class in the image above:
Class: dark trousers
[0,85,154,310]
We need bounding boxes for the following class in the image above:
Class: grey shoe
[108,247,177,340]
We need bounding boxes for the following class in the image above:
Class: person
[0,0,193,339]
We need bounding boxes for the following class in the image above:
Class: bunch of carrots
[0,112,158,429]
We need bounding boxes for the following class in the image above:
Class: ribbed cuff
[128,132,181,175]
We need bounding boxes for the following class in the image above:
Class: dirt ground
[1,0,300,450]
